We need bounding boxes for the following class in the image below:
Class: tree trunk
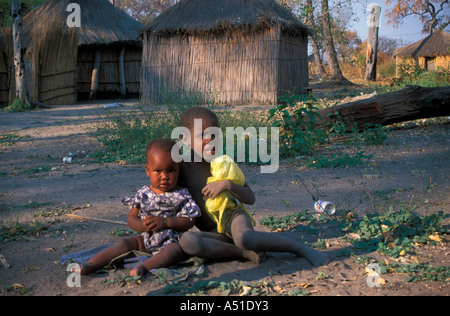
[320,0,346,83]
[11,0,28,103]
[316,85,450,130]
[305,0,327,78]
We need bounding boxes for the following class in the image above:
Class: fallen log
[316,85,450,130]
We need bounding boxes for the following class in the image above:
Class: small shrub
[268,94,326,158]
[361,124,388,146]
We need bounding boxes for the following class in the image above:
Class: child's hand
[142,215,167,232]
[202,180,231,200]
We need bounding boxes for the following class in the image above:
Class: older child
[177,107,329,267]
[81,139,201,277]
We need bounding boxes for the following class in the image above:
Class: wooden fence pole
[365,4,381,82]
[89,50,101,99]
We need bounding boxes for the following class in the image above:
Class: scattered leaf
[240,285,252,296]
[347,233,361,240]
[428,234,443,243]
[273,285,282,292]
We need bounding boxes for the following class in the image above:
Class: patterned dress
[121,186,201,255]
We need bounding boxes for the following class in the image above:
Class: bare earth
[0,99,449,296]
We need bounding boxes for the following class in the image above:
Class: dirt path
[0,100,449,296]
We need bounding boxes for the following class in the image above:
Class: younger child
[81,139,201,276]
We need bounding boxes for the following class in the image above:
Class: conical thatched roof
[394,30,450,58]
[144,0,310,36]
[22,0,143,47]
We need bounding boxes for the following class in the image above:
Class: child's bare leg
[231,212,329,267]
[130,242,186,277]
[179,231,266,264]
[81,236,145,275]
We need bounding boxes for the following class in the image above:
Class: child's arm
[140,215,196,232]
[202,181,256,205]
[127,206,149,232]
[128,206,195,232]
[167,217,196,231]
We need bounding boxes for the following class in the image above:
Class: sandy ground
[0,99,449,297]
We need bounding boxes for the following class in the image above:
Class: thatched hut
[1,0,143,106]
[393,30,450,76]
[141,0,311,105]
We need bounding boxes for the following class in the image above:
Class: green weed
[268,94,326,158]
[99,274,142,287]
[0,220,51,242]
[0,133,23,146]
[4,99,34,112]
[35,206,70,218]
[18,165,52,177]
[342,208,448,258]
[259,204,447,260]
[395,64,450,87]
[381,261,450,283]
[361,124,388,146]
[258,210,315,232]
[304,151,372,169]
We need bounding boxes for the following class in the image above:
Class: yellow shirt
[205,155,255,233]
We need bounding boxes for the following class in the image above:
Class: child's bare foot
[80,262,96,275]
[130,264,148,277]
[296,245,330,267]
[242,250,267,264]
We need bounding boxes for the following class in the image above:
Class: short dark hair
[180,107,219,130]
[146,138,178,162]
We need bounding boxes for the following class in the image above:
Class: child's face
[185,118,219,161]
[145,148,180,194]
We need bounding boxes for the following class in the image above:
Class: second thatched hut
[393,30,450,77]
[141,0,311,105]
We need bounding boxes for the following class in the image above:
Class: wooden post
[11,0,28,103]
[89,50,101,100]
[364,4,381,81]
[119,47,126,99]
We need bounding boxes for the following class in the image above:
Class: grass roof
[144,0,310,36]
[394,30,450,58]
[22,0,143,47]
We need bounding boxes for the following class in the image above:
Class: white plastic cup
[314,200,336,215]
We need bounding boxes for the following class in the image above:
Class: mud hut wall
[141,28,281,104]
[436,55,450,69]
[277,31,308,97]
[395,55,450,76]
[77,46,141,100]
